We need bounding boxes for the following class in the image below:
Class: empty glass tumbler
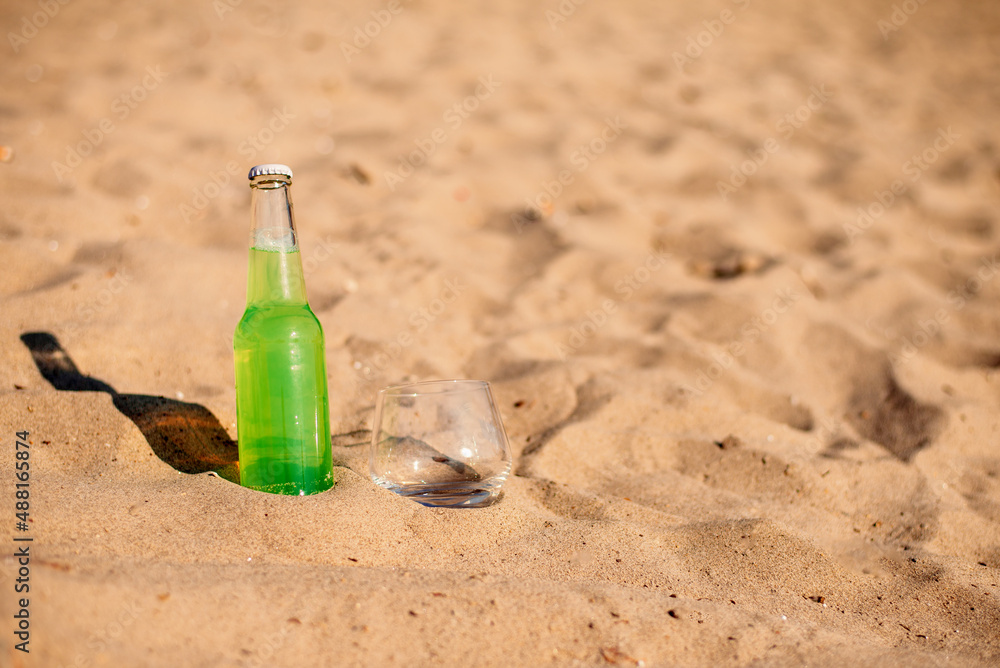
[369,380,512,508]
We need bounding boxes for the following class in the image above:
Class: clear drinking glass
[369,380,512,508]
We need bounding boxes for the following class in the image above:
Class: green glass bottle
[234,164,333,495]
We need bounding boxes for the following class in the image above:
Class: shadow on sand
[20,331,239,482]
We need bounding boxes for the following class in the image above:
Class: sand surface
[2,0,1000,665]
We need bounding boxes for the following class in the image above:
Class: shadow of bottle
[20,332,239,483]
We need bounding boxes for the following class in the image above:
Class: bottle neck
[246,179,308,306]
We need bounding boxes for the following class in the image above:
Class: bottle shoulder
[235,303,324,342]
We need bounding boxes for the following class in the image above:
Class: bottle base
[240,474,334,496]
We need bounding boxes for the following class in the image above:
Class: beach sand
[2,0,1000,665]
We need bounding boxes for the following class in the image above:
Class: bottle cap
[248,164,293,181]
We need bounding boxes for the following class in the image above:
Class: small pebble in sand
[0,146,13,162]
[715,435,744,450]
[347,163,370,185]
[692,251,770,280]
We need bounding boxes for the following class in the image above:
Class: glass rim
[377,379,491,397]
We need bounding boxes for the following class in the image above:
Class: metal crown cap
[248,163,293,180]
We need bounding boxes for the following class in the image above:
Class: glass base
[374,479,506,508]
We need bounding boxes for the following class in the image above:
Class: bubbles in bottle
[253,227,297,252]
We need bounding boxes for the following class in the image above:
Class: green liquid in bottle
[234,248,333,495]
